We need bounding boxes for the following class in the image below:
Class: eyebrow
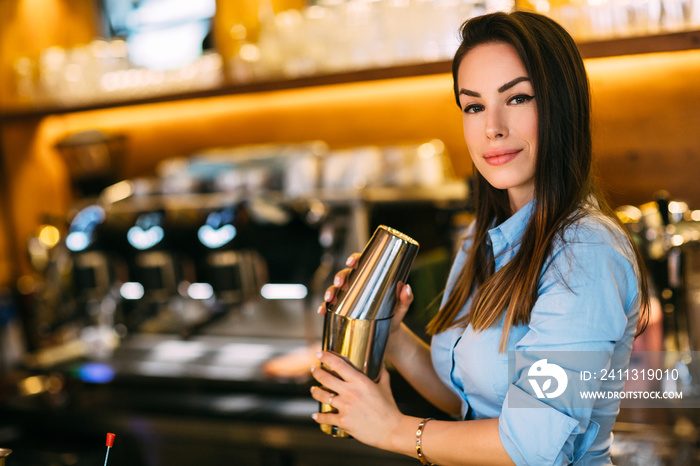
[459,76,532,98]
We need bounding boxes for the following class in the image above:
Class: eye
[508,94,534,105]
[463,104,484,114]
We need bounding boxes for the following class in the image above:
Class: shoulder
[551,205,637,268]
[540,205,641,308]
[543,204,641,292]
[560,206,627,245]
[524,208,642,344]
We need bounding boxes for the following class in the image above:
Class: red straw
[104,433,116,466]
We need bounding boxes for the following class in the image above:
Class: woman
[310,11,649,465]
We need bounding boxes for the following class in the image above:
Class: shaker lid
[378,225,419,246]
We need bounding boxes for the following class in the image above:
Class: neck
[508,187,535,214]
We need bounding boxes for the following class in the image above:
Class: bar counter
[0,333,443,465]
[1,328,699,465]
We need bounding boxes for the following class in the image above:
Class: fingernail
[311,413,318,421]
[310,365,316,373]
[310,386,315,394]
[317,304,325,314]
[333,276,341,286]
[406,284,412,298]
[324,291,332,301]
[346,257,353,266]
[315,352,323,359]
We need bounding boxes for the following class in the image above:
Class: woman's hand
[316,253,360,315]
[318,253,414,334]
[310,350,403,450]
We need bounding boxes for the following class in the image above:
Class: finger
[317,351,364,384]
[310,385,337,405]
[399,283,413,303]
[317,302,327,315]
[324,254,360,306]
[323,268,354,305]
[393,283,414,321]
[332,268,353,289]
[310,363,346,393]
[312,411,341,427]
[345,253,361,268]
[323,284,340,305]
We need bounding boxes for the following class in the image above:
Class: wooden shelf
[577,28,700,58]
[1,28,698,120]
[0,60,452,120]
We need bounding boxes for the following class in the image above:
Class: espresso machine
[4,139,472,465]
[69,155,326,340]
[20,139,469,367]
[617,192,700,395]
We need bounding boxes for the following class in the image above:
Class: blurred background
[0,0,699,464]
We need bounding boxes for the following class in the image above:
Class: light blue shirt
[431,199,641,465]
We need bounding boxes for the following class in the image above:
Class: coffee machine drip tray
[107,332,314,390]
[109,284,320,383]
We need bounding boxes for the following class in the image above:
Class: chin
[481,176,525,191]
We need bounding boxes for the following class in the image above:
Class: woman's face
[457,42,538,212]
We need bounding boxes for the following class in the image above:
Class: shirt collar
[487,199,535,258]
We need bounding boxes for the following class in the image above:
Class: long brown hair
[427,11,649,351]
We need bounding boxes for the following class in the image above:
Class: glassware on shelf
[223,0,485,82]
[14,38,223,108]
[15,0,700,108]
[527,0,698,42]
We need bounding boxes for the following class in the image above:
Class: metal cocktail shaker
[320,225,419,437]
[0,449,11,465]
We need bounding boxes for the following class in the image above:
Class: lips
[482,148,521,166]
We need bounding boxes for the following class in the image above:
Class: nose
[485,109,507,139]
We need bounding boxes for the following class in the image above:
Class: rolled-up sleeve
[499,385,600,465]
[498,236,640,465]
